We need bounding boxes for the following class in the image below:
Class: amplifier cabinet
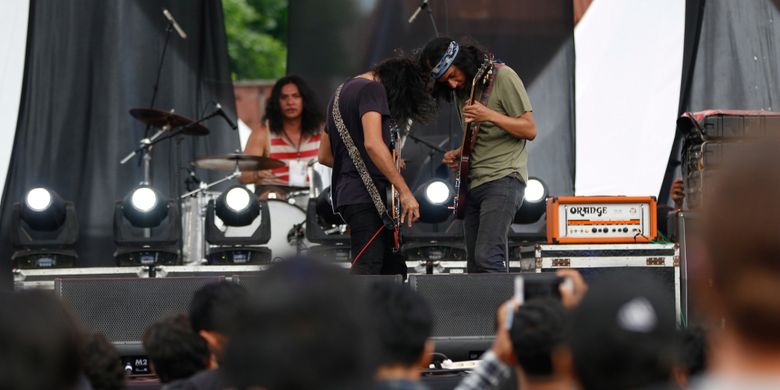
[526,243,683,324]
[546,196,658,244]
[680,110,780,210]
[679,110,780,141]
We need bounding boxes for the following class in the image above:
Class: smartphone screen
[507,274,567,331]
[517,273,565,301]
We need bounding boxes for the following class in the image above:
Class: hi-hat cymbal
[192,154,286,171]
[129,108,209,135]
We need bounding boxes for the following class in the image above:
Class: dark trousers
[464,176,525,273]
[340,203,406,276]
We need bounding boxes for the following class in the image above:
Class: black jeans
[339,203,406,276]
[464,176,525,273]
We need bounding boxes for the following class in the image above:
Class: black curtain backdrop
[288,0,575,235]
[0,0,238,285]
[659,0,706,204]
[685,0,780,112]
[661,0,780,204]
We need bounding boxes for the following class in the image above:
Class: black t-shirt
[325,77,391,210]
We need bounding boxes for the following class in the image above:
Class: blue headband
[431,41,459,79]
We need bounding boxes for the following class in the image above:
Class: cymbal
[192,154,286,171]
[129,108,209,135]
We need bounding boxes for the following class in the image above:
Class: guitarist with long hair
[318,55,434,275]
[420,37,537,273]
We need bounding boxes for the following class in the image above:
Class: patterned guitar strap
[332,83,394,230]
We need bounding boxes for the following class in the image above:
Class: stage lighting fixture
[306,187,350,263]
[205,185,270,265]
[114,185,181,266]
[415,179,454,224]
[11,187,78,268]
[214,185,260,227]
[122,186,169,228]
[514,177,548,224]
[314,187,345,227]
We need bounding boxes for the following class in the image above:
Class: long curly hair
[418,37,489,102]
[371,55,435,125]
[263,75,324,136]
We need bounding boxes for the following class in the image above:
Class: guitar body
[388,185,400,252]
[452,58,494,220]
[453,123,478,219]
[388,124,402,252]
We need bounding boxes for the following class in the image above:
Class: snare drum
[181,191,221,264]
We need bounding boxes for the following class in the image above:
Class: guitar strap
[332,83,394,230]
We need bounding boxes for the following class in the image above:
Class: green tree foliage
[222,0,287,80]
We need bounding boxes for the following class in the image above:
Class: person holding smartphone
[454,269,587,390]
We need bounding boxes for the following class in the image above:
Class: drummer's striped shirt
[268,131,321,184]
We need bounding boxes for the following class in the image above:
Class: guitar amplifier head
[546,196,658,244]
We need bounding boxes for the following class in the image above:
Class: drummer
[239,75,325,197]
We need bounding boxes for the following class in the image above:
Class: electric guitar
[452,57,494,219]
[387,121,403,252]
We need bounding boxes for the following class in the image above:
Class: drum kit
[122,107,322,264]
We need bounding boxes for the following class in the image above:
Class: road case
[525,243,683,324]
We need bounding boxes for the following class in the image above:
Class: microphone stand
[406,132,447,182]
[426,2,440,37]
[147,19,175,137]
[410,0,440,38]
[407,132,445,155]
[135,15,176,188]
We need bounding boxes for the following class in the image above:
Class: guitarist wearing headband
[318,55,434,275]
[420,37,537,273]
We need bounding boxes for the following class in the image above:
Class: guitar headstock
[469,54,494,102]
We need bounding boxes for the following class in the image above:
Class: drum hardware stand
[120,111,220,266]
[180,163,241,199]
[426,258,434,274]
[122,110,223,182]
[288,222,307,255]
[306,159,322,198]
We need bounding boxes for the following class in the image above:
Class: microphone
[162,9,187,39]
[215,102,238,130]
[408,0,429,24]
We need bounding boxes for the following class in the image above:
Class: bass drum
[266,199,311,258]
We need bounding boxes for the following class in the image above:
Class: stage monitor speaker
[409,273,519,360]
[55,276,225,348]
[352,274,403,289]
[233,273,402,295]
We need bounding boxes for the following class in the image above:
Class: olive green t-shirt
[458,65,533,190]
